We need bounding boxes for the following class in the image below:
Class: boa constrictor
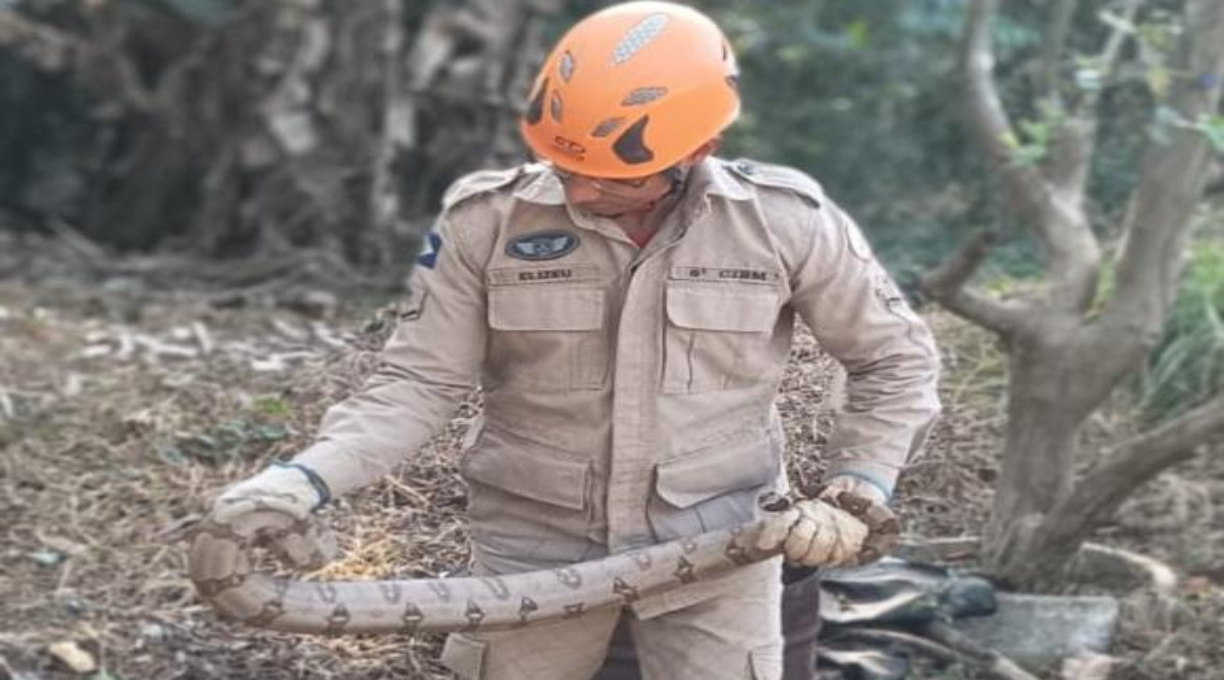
[187,492,899,636]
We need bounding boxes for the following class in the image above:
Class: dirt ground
[1,232,1222,680]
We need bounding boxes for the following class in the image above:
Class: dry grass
[1,234,1221,679]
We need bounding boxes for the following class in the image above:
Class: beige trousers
[440,562,783,680]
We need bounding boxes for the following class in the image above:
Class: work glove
[755,497,869,567]
[211,462,330,524]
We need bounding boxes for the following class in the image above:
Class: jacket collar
[511,157,754,207]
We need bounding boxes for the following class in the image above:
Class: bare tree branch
[1078,0,1142,116]
[1039,0,1079,99]
[920,231,1027,336]
[962,0,1100,314]
[1034,391,1224,559]
[963,0,1027,178]
[0,8,80,72]
[1098,0,1224,354]
[1041,1,1138,204]
[0,7,153,112]
[919,621,1042,680]
[370,0,411,234]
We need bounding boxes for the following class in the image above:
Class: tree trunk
[930,0,1224,590]
[984,326,1128,588]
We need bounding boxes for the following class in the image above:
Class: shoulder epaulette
[441,166,524,210]
[725,159,825,208]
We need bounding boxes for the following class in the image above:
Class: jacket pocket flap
[655,434,776,509]
[489,287,604,332]
[666,285,778,333]
[462,425,589,511]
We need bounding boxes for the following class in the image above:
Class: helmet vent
[560,51,576,82]
[550,92,564,122]
[621,87,668,106]
[611,13,670,65]
[613,115,655,165]
[525,77,548,125]
[725,75,739,91]
[592,117,626,138]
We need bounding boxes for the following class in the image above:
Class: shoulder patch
[441,167,524,210]
[726,159,825,208]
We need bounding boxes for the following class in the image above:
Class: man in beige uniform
[215,3,939,679]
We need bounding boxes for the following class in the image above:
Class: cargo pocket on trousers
[441,633,488,680]
[748,644,784,680]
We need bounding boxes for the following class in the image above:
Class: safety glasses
[543,161,677,200]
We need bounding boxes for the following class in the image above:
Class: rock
[1060,651,1115,680]
[63,598,88,618]
[954,593,1119,670]
[278,290,339,319]
[139,623,167,642]
[46,642,97,674]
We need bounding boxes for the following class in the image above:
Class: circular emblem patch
[506,230,581,261]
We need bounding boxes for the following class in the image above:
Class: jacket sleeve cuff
[271,462,332,511]
[291,442,396,498]
[822,460,899,499]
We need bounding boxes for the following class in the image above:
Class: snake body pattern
[188,492,899,636]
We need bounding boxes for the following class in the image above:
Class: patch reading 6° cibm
[506,230,581,261]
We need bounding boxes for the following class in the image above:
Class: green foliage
[699,0,980,203]
[1134,9,1183,99]
[1199,115,1224,153]
[155,397,297,465]
[1003,100,1069,167]
[1135,241,1224,423]
[252,394,294,419]
[679,0,1059,276]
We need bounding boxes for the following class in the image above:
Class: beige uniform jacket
[294,157,940,618]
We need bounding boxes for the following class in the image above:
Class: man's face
[551,165,678,218]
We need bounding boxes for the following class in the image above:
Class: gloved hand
[206,462,336,570]
[211,462,330,524]
[755,498,869,568]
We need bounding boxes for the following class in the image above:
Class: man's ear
[684,137,722,166]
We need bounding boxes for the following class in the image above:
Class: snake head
[815,487,902,567]
[204,496,339,571]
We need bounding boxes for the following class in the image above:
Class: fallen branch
[919,620,1042,680]
[834,624,1040,680]
[831,626,962,664]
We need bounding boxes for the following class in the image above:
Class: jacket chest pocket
[487,285,608,390]
[662,282,784,393]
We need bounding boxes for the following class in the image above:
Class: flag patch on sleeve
[416,231,442,269]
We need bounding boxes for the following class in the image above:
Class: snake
[187,491,900,635]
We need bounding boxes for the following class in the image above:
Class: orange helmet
[520,1,740,178]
